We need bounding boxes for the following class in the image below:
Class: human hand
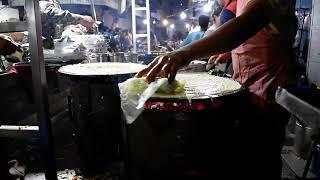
[135,51,191,83]
[208,52,231,65]
[79,15,97,28]
[68,24,86,34]
[0,34,22,56]
[2,32,25,42]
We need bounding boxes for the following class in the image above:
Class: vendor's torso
[231,0,296,106]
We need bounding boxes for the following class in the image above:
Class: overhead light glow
[180,12,187,20]
[153,20,156,24]
[203,3,212,13]
[170,24,175,29]
[143,19,148,25]
[162,19,169,26]
[185,23,190,29]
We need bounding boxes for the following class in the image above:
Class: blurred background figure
[120,29,133,52]
[206,0,237,75]
[180,15,210,47]
[204,2,224,37]
[111,17,119,30]
[188,21,200,35]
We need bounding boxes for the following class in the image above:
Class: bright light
[185,23,190,29]
[152,20,156,24]
[180,12,187,20]
[143,19,148,25]
[203,3,212,13]
[170,24,175,29]
[162,19,169,26]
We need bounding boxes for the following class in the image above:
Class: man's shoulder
[225,0,237,14]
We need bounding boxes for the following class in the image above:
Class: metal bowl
[95,53,111,62]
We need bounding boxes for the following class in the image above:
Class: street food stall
[0,0,320,180]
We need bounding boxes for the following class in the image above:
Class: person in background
[204,2,223,37]
[180,15,210,47]
[111,17,120,30]
[98,22,109,33]
[219,0,237,25]
[188,21,200,35]
[204,0,237,39]
[137,0,297,179]
[159,41,174,52]
[206,0,237,74]
[1,0,96,48]
[39,0,96,39]
[120,29,133,52]
[127,30,133,45]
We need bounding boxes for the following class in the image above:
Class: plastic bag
[118,78,168,124]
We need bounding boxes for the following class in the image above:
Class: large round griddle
[146,73,243,111]
[151,73,243,100]
[58,62,147,77]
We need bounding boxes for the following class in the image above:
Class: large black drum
[58,62,146,176]
[10,61,81,120]
[127,73,244,179]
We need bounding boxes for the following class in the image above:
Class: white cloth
[119,78,168,124]
[203,24,217,37]
[188,26,201,34]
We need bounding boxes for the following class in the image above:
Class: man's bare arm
[136,0,276,82]
[179,0,273,60]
